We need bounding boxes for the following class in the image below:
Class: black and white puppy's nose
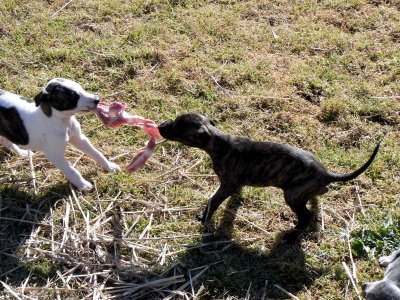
[93,98,100,105]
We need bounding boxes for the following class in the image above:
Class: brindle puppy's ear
[34,90,52,117]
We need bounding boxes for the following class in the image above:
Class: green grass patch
[351,218,400,258]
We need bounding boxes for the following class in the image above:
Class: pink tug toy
[92,102,162,172]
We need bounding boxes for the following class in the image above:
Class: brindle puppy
[158,114,380,241]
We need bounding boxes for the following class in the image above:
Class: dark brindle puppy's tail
[327,142,380,183]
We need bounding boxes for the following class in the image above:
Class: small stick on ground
[245,282,252,300]
[153,162,191,180]
[194,284,206,299]
[1,281,23,300]
[273,284,300,300]
[346,226,358,284]
[164,266,210,300]
[189,269,195,298]
[203,68,234,99]
[371,95,400,99]
[227,209,272,236]
[354,184,366,217]
[325,207,349,227]
[72,153,85,168]
[138,213,153,239]
[342,262,362,300]
[52,0,74,17]
[261,280,268,300]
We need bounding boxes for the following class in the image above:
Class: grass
[0,0,399,299]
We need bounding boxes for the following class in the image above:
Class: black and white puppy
[158,114,379,241]
[362,248,400,299]
[0,78,120,190]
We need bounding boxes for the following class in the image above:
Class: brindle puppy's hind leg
[196,183,240,223]
[282,190,314,242]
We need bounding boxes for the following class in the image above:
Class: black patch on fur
[0,106,29,145]
[46,83,79,111]
[34,82,79,117]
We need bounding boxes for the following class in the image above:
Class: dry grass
[0,0,399,299]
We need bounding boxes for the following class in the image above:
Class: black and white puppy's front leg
[68,118,120,172]
[196,183,239,223]
[44,144,93,191]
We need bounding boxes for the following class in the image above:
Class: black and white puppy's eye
[209,119,216,126]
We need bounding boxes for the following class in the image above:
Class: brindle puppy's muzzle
[158,120,177,141]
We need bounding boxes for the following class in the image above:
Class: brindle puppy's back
[211,136,328,189]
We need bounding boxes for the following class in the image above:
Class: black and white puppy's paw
[104,161,121,173]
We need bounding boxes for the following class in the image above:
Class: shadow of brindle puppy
[158,114,380,242]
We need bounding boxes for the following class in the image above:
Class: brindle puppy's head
[158,114,216,149]
[34,78,100,117]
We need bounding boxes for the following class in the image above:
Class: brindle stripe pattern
[211,136,329,190]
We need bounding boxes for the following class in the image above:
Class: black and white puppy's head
[34,78,100,117]
[158,114,216,149]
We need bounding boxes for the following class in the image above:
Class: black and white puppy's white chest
[0,78,120,190]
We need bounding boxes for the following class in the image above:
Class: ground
[0,0,399,299]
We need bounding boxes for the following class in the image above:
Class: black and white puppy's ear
[34,90,52,117]
[34,90,46,107]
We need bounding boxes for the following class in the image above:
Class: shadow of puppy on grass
[173,192,324,299]
[0,184,69,289]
